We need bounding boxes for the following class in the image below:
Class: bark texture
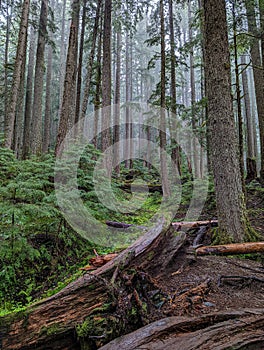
[5,0,30,149]
[31,0,48,155]
[204,0,254,242]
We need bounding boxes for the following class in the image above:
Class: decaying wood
[196,241,264,256]
[120,183,163,193]
[218,275,264,287]
[193,226,208,247]
[0,217,172,350]
[100,309,264,350]
[172,220,218,231]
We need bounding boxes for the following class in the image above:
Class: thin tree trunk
[101,0,112,175]
[125,33,130,169]
[31,0,48,155]
[113,30,121,175]
[245,0,264,182]
[188,0,200,179]
[93,16,103,150]
[80,0,102,120]
[4,0,12,133]
[55,0,80,156]
[75,0,86,124]
[43,43,53,153]
[5,0,30,149]
[169,0,181,177]
[22,26,36,159]
[204,0,257,242]
[241,54,257,182]
[160,0,171,198]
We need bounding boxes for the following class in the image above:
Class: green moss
[39,322,62,336]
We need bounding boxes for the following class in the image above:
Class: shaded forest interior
[1,0,264,349]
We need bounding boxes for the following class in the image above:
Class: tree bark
[22,26,36,159]
[203,0,256,242]
[245,0,264,182]
[113,30,121,175]
[101,0,112,175]
[43,43,53,154]
[31,0,48,155]
[5,0,30,149]
[55,0,80,156]
[160,0,171,198]
[241,54,257,182]
[80,0,102,120]
[74,0,87,124]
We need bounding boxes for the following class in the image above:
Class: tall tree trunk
[169,0,181,177]
[188,0,200,178]
[43,43,53,154]
[241,54,257,182]
[31,0,48,155]
[203,0,257,242]
[125,33,130,169]
[5,0,30,149]
[14,38,27,157]
[56,0,67,144]
[233,2,245,189]
[93,17,103,150]
[22,26,36,159]
[55,0,80,156]
[101,0,112,175]
[160,0,171,198]
[4,0,12,133]
[80,0,102,120]
[75,0,86,124]
[245,0,264,182]
[113,30,121,175]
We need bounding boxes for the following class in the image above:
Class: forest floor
[138,185,264,323]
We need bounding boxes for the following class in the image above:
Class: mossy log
[0,217,180,350]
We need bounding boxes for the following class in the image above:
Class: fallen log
[0,217,183,350]
[100,309,264,350]
[196,242,264,256]
[172,220,218,231]
[120,183,163,193]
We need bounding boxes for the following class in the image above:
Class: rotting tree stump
[1,218,264,350]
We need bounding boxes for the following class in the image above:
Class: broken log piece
[196,242,264,256]
[172,220,218,231]
[120,183,163,193]
[218,275,264,287]
[89,253,119,267]
[193,226,208,248]
[105,221,133,228]
[100,309,264,350]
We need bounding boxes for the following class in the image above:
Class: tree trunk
[188,0,200,179]
[74,0,87,124]
[43,43,53,154]
[80,0,102,120]
[160,0,171,197]
[113,30,121,175]
[5,0,30,149]
[241,54,257,182]
[31,0,48,155]
[203,0,256,242]
[245,0,264,182]
[101,0,112,175]
[125,33,131,169]
[55,0,80,156]
[93,16,103,150]
[22,26,36,159]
